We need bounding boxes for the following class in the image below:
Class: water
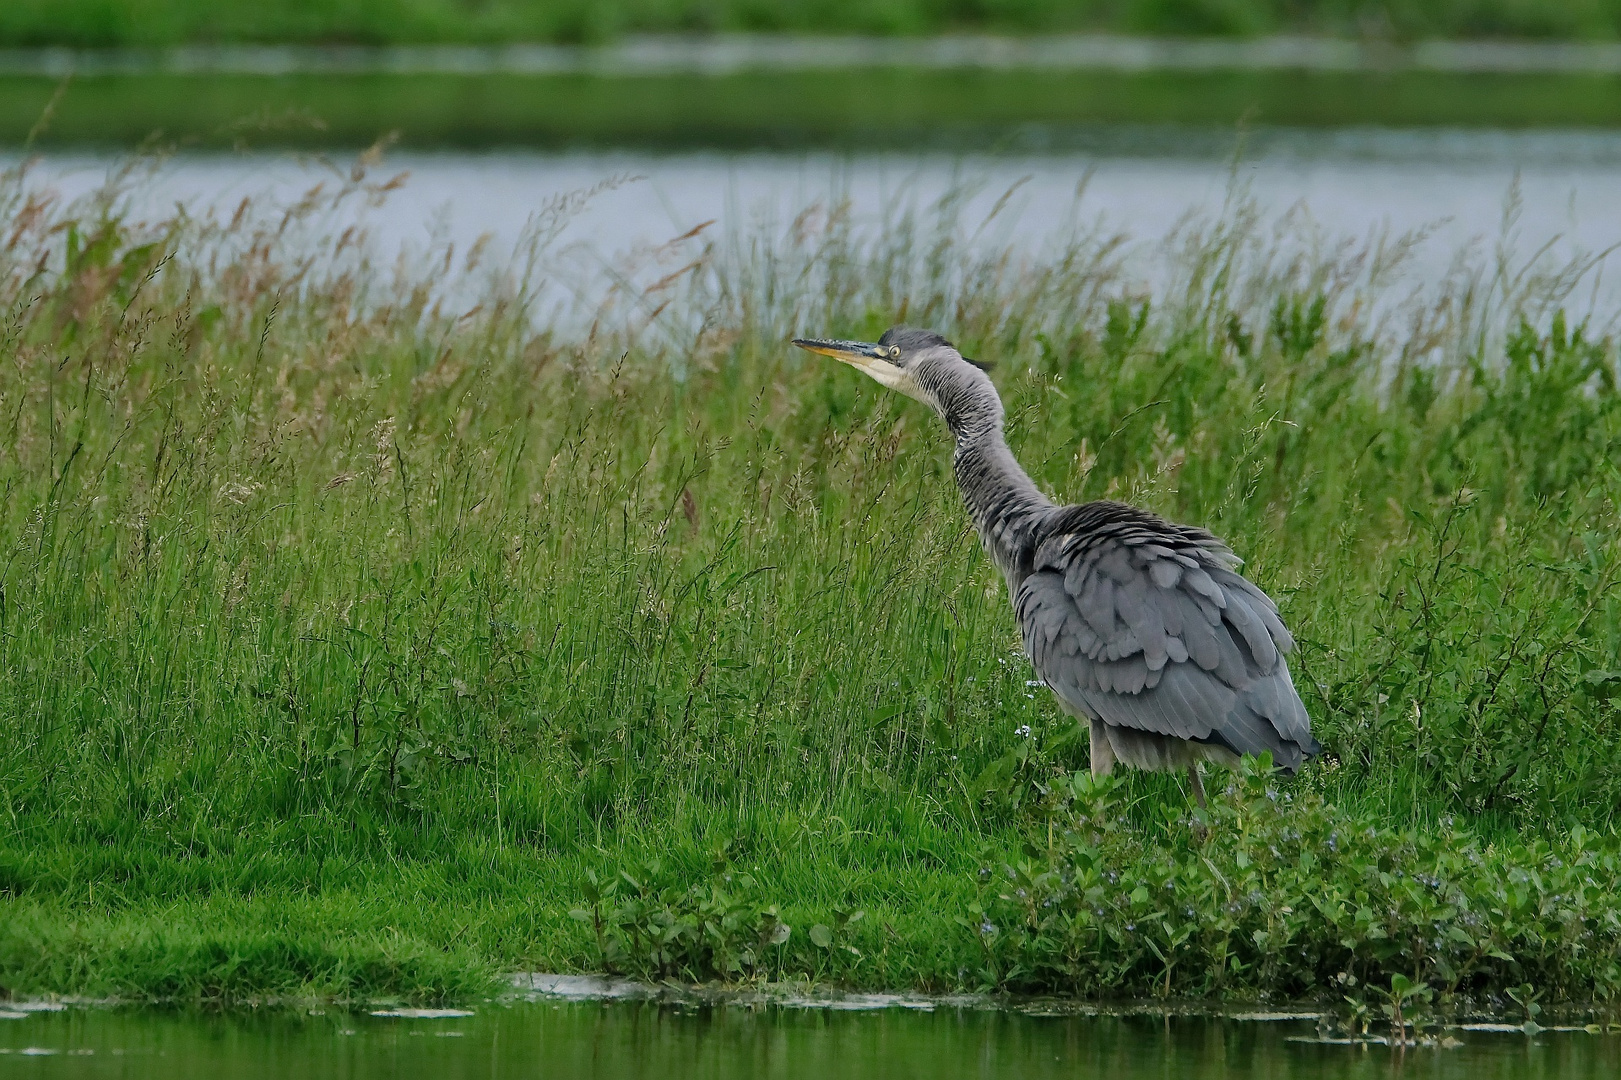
[15,126,1621,326]
[2,1000,1616,1078]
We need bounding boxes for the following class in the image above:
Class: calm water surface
[14,126,1621,324]
[2,1001,1618,1079]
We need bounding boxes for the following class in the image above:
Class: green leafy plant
[1374,974,1434,1045]
[571,857,795,981]
[1507,982,1545,1034]
[970,758,1621,1003]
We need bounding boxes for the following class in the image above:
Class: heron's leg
[1089,718,1116,777]
[1188,764,1208,810]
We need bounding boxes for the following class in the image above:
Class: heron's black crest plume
[876,325,993,370]
[877,326,952,352]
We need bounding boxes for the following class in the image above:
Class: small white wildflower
[218,480,262,504]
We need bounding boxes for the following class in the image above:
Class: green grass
[0,153,1618,1008]
[9,1,1621,48]
[13,69,1621,152]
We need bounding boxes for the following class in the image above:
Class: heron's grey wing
[1015,502,1318,771]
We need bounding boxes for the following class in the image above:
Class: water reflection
[3,1000,1617,1079]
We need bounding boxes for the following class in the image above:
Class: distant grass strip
[13,69,1621,152]
[8,1,1621,49]
[0,152,1617,1007]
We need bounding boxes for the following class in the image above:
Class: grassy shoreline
[10,2,1621,49]
[8,69,1621,151]
[0,153,1618,1014]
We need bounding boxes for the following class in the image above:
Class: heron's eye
[884,345,901,360]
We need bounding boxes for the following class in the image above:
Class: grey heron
[793,326,1319,807]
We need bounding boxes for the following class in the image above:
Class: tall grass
[0,151,1617,1002]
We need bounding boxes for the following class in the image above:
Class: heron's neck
[948,403,1052,583]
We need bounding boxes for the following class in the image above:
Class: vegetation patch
[9,1,1621,49]
[976,762,1621,1012]
[14,70,1621,153]
[0,899,496,1004]
[0,152,1617,1007]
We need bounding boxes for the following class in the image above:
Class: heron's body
[796,326,1319,788]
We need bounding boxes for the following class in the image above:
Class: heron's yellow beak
[792,335,929,404]
[793,336,911,388]
[792,337,886,370]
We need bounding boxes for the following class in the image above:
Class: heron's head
[792,326,993,425]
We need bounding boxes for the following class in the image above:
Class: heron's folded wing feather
[1219,589,1278,671]
[1017,507,1315,766]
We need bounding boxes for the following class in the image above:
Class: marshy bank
[0,149,1617,1022]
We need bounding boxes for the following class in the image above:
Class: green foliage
[0,150,1616,1002]
[974,761,1621,1004]
[0,897,498,1003]
[1306,482,1621,819]
[11,1,1621,48]
[570,855,864,981]
[573,859,789,980]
